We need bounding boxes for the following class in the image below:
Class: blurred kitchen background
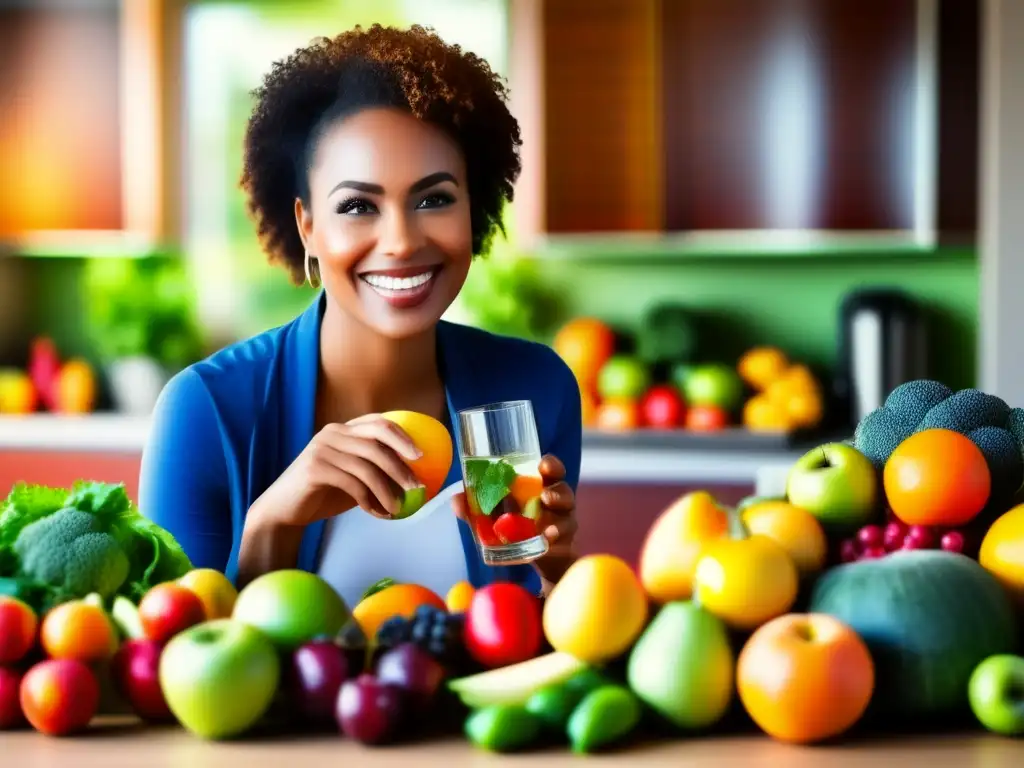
[1,0,1021,564]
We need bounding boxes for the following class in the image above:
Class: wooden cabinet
[0,0,179,256]
[510,0,979,245]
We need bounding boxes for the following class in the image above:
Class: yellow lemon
[178,568,238,620]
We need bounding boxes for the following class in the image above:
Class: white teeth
[361,271,434,292]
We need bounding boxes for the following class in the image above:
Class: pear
[626,600,734,731]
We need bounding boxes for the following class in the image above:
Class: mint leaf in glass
[464,458,518,517]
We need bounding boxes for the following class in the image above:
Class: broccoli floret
[1005,408,1024,450]
[968,426,1024,508]
[13,507,130,599]
[854,408,916,468]
[918,389,1011,435]
[883,380,953,425]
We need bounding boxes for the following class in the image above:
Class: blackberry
[375,616,412,650]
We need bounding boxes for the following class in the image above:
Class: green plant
[83,257,205,371]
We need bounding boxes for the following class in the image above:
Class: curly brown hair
[240,24,522,285]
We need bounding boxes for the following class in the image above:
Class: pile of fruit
[551,313,824,434]
[0,337,97,415]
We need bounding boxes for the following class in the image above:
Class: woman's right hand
[249,414,424,528]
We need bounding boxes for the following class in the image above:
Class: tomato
[493,513,538,544]
[463,583,543,668]
[472,515,501,547]
[686,405,729,431]
[640,385,686,428]
[595,398,640,430]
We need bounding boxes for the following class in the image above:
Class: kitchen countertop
[0,415,838,484]
[3,718,1018,767]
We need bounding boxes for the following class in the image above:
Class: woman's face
[296,107,473,339]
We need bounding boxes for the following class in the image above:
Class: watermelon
[808,550,1017,721]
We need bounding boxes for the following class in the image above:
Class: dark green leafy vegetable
[0,481,193,613]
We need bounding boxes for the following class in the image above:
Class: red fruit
[110,639,173,722]
[0,597,38,664]
[19,659,99,736]
[839,540,859,563]
[464,583,543,669]
[640,385,686,428]
[335,674,404,745]
[0,666,25,729]
[857,525,884,548]
[375,643,445,712]
[493,513,538,545]
[288,640,350,724]
[940,530,966,554]
[882,521,908,551]
[472,515,501,547]
[138,583,207,644]
[28,337,61,411]
[685,405,730,431]
[861,545,887,559]
[906,525,934,548]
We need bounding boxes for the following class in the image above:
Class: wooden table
[3,717,1021,767]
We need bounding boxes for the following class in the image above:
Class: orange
[380,411,453,500]
[445,581,475,613]
[352,583,446,640]
[0,597,38,664]
[638,491,730,603]
[178,568,238,620]
[979,503,1024,605]
[55,359,96,414]
[738,347,789,391]
[693,532,799,632]
[743,394,792,432]
[40,600,118,662]
[579,386,599,427]
[737,613,874,743]
[884,428,991,527]
[508,473,544,509]
[785,389,823,429]
[595,398,639,430]
[741,500,827,577]
[552,318,616,390]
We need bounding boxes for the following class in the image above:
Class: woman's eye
[417,193,455,209]
[337,198,377,216]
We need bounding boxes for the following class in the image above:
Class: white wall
[979,0,1024,403]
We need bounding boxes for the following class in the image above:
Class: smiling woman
[138,24,583,608]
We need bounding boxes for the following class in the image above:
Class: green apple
[596,355,650,399]
[159,619,280,740]
[626,600,734,731]
[681,364,744,411]
[232,570,349,651]
[969,654,1024,736]
[786,443,878,531]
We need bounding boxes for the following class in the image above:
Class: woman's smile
[356,263,444,310]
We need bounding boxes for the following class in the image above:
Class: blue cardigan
[137,291,582,596]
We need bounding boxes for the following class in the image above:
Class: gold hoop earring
[304,250,321,289]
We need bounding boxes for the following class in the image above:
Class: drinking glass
[458,400,549,566]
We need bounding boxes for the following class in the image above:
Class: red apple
[0,666,25,729]
[640,385,686,428]
[686,404,730,431]
[19,659,99,736]
[138,583,206,644]
[110,639,173,722]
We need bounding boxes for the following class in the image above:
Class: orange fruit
[56,359,96,414]
[19,658,100,736]
[785,389,823,428]
[380,411,454,510]
[979,503,1024,605]
[685,404,729,431]
[508,473,544,509]
[0,597,38,664]
[595,398,639,430]
[352,583,447,640]
[178,568,238,620]
[883,428,991,527]
[40,600,118,662]
[0,371,37,414]
[445,581,475,613]
[741,500,828,577]
[738,613,875,743]
[580,386,599,427]
[552,318,616,390]
[738,347,789,391]
[743,394,793,432]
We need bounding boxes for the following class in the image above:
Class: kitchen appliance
[834,288,929,429]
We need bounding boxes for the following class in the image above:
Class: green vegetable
[0,481,193,614]
[637,303,698,366]
[853,381,1024,515]
[465,704,543,753]
[566,684,642,753]
[525,683,586,731]
[808,550,1018,721]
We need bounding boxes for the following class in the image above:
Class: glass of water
[458,400,549,566]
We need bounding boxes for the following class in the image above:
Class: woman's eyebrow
[328,172,459,198]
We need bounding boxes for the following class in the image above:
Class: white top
[315,482,470,609]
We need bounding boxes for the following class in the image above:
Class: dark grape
[883,521,907,551]
[941,530,966,553]
[857,525,884,548]
[906,525,934,548]
[289,640,350,724]
[376,643,446,711]
[335,674,405,745]
[861,545,887,559]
